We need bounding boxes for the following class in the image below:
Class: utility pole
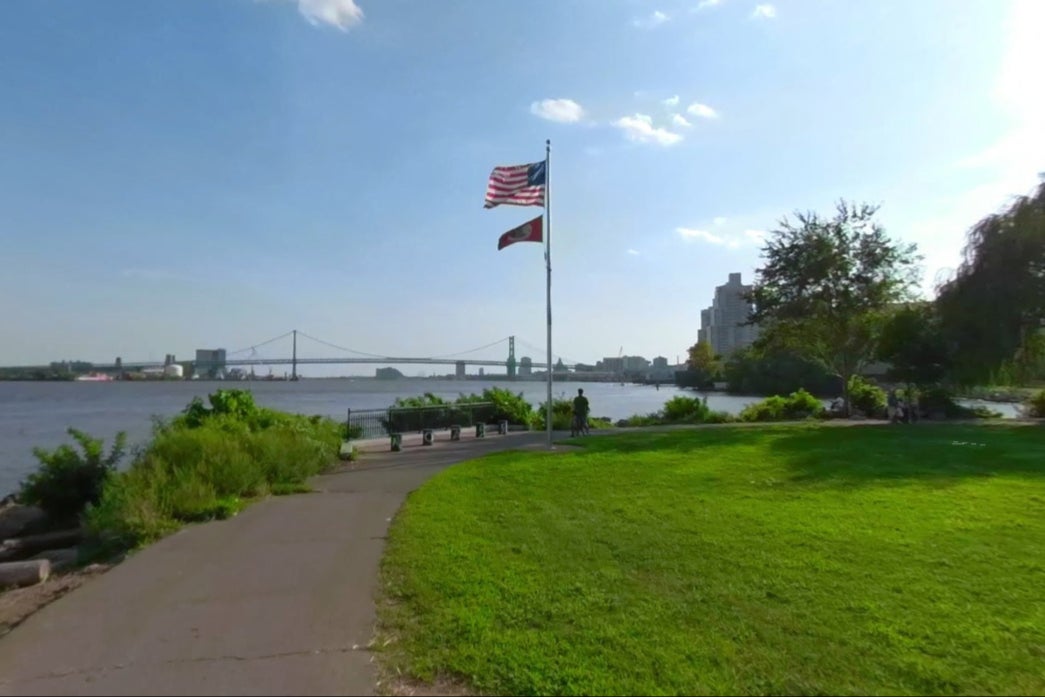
[291,329,298,381]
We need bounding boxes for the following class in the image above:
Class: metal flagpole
[544,139,553,448]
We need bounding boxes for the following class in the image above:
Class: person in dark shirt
[572,388,590,436]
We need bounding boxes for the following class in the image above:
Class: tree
[724,345,841,397]
[936,180,1045,385]
[876,303,951,389]
[747,201,921,415]
[686,341,719,375]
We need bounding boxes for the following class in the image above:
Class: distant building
[519,357,533,377]
[623,356,650,373]
[195,349,227,379]
[652,356,669,370]
[698,273,760,357]
[599,357,624,373]
[455,361,466,379]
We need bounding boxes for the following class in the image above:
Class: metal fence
[346,402,501,440]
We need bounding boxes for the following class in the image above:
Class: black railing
[346,402,502,440]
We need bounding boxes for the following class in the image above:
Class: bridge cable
[295,331,389,359]
[429,337,511,359]
[227,331,295,356]
[516,337,577,365]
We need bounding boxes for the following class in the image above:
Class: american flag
[484,160,546,209]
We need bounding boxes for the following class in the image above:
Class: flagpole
[544,139,553,448]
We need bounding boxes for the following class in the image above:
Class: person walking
[572,388,590,436]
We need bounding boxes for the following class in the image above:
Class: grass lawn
[377,424,1045,696]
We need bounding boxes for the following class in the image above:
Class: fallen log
[0,559,51,588]
[0,529,83,563]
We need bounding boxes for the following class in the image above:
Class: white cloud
[751,4,777,20]
[672,113,693,128]
[530,99,586,123]
[289,0,364,30]
[662,95,680,107]
[686,102,720,119]
[627,249,641,256]
[614,114,684,146]
[695,0,724,9]
[677,222,765,249]
[677,227,725,244]
[633,10,670,28]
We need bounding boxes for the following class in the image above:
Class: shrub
[740,389,825,422]
[21,428,126,524]
[85,392,341,548]
[662,396,710,423]
[619,413,662,427]
[848,376,886,417]
[1026,389,1045,418]
[392,393,449,408]
[472,388,534,425]
[530,399,575,431]
[918,387,1001,419]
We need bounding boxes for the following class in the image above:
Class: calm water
[0,379,760,495]
[0,379,1023,496]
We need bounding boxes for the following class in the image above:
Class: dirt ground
[0,564,111,637]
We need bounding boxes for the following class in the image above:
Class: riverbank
[3,379,1031,496]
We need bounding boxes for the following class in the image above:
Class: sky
[1,0,1043,374]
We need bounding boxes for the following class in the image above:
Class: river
[0,379,1024,496]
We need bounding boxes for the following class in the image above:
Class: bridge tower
[291,330,298,381]
[506,336,517,380]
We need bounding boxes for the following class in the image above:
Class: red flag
[498,216,543,251]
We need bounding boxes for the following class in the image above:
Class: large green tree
[748,201,921,415]
[876,303,951,389]
[935,180,1045,385]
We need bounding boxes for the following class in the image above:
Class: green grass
[378,423,1045,696]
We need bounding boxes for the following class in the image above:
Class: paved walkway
[0,431,562,696]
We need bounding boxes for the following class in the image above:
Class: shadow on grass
[765,422,1045,486]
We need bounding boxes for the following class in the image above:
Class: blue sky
[1,0,1042,374]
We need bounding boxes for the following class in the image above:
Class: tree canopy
[936,180,1045,384]
[748,201,921,412]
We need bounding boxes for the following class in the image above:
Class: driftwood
[0,559,51,588]
[0,529,83,563]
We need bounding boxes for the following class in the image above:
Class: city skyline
[2,1,1041,367]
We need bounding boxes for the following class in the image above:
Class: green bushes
[848,376,886,417]
[20,428,127,525]
[1026,389,1045,417]
[918,387,1001,419]
[530,399,575,431]
[662,396,709,422]
[739,389,825,422]
[80,390,341,549]
[617,396,734,428]
[458,388,534,426]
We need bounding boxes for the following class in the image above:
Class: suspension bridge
[18,332,584,379]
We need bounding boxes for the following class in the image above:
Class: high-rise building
[519,357,533,376]
[698,272,759,357]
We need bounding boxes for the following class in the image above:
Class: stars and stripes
[483,160,546,209]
